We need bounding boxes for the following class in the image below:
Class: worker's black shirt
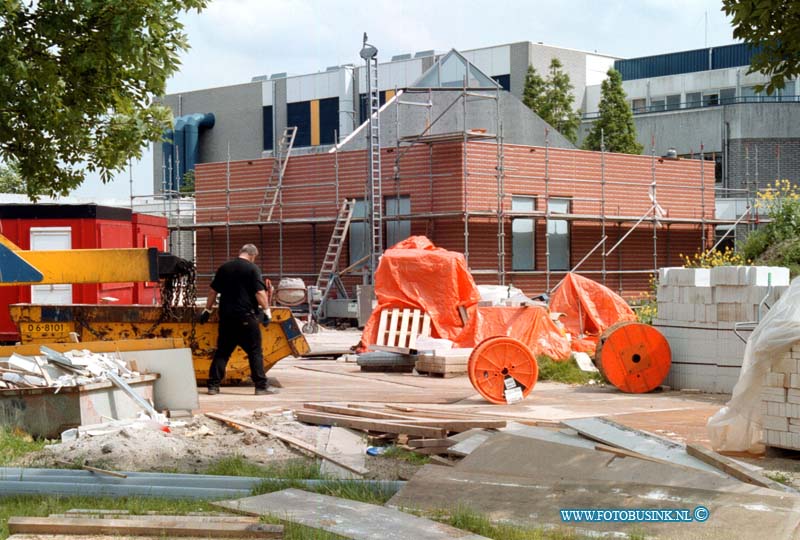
[211,258,266,320]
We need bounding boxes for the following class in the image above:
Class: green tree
[0,160,25,194]
[0,0,207,200]
[180,170,195,195]
[723,0,800,95]
[522,65,546,112]
[522,60,580,144]
[582,69,643,155]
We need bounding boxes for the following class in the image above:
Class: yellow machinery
[1,233,309,384]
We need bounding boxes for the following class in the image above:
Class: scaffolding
[174,84,755,296]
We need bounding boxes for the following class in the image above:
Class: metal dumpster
[9,304,309,385]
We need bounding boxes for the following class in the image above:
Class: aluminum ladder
[364,48,383,284]
[310,198,356,316]
[258,126,298,221]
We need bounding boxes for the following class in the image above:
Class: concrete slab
[319,427,367,479]
[388,465,800,540]
[119,348,198,412]
[214,488,489,539]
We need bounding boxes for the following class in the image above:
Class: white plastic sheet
[707,276,800,452]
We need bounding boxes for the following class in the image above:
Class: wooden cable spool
[595,321,671,393]
[468,336,538,405]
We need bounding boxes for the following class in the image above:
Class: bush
[741,179,800,276]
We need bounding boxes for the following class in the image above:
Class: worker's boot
[254,386,270,396]
[207,386,220,395]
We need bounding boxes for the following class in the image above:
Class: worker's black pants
[208,316,267,390]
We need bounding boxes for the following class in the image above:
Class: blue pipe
[182,113,215,188]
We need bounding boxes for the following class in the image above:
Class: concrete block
[679,286,713,304]
[765,372,786,388]
[788,403,800,418]
[773,356,798,376]
[717,303,757,322]
[767,402,787,417]
[792,374,800,389]
[789,389,800,404]
[765,429,781,446]
[716,331,745,367]
[762,387,788,402]
[789,423,800,434]
[713,285,750,304]
[658,267,682,284]
[705,305,718,323]
[656,285,678,303]
[665,268,710,287]
[760,401,769,415]
[710,266,749,286]
[791,347,800,360]
[763,415,789,431]
[747,266,790,287]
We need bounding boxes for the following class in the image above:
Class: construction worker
[200,244,271,395]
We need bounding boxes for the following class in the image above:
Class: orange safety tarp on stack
[359,237,481,349]
[455,306,572,360]
[549,272,637,355]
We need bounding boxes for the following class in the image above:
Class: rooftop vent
[391,53,412,61]
[270,72,287,79]
[326,65,339,72]
[414,50,435,58]
[251,75,268,82]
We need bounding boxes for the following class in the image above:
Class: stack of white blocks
[654,266,790,393]
[761,345,800,450]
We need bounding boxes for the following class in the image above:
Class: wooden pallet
[374,308,430,349]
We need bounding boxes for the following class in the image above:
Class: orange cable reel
[468,336,539,405]
[595,321,671,394]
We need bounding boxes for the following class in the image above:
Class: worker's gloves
[261,308,272,326]
[199,309,212,324]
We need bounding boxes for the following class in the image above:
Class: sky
[70,0,737,200]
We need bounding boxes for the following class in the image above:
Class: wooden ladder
[311,199,356,314]
[259,126,298,221]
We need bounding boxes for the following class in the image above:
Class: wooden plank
[408,438,456,448]
[458,305,469,326]
[398,308,411,348]
[50,514,260,523]
[387,308,400,347]
[205,412,368,476]
[408,310,422,349]
[295,410,445,438]
[304,403,420,421]
[428,455,457,467]
[369,344,414,354]
[401,445,453,455]
[82,465,128,479]
[7,517,283,538]
[420,313,431,338]
[213,489,488,540]
[686,443,798,493]
[376,310,389,346]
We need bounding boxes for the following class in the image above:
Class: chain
[142,264,198,348]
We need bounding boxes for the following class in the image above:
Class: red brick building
[193,138,712,299]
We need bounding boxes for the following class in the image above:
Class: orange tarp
[359,236,481,349]
[549,272,637,355]
[456,306,572,360]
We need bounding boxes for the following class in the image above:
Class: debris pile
[0,347,137,391]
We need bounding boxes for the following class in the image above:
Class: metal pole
[497,122,505,286]
[462,80,469,267]
[651,138,657,274]
[600,129,606,285]
[544,129,551,292]
[225,141,231,259]
[700,142,706,251]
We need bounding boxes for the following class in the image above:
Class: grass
[537,356,604,385]
[205,455,323,479]
[381,445,431,465]
[0,427,49,466]
[765,471,793,485]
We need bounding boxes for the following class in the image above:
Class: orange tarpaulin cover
[455,306,572,360]
[549,272,637,355]
[359,236,481,349]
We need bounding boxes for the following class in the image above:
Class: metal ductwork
[162,113,215,192]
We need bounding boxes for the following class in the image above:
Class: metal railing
[582,95,800,120]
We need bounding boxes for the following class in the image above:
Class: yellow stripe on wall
[385,89,395,101]
[310,100,320,146]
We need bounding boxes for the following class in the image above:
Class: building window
[385,195,410,248]
[741,85,758,102]
[548,198,570,271]
[720,88,736,105]
[512,196,536,271]
[686,92,702,108]
[262,106,274,151]
[650,98,665,112]
[666,94,681,110]
[287,101,311,147]
[492,74,511,91]
[631,98,646,113]
[702,92,719,107]
[349,199,368,267]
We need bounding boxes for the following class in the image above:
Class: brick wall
[727,138,800,194]
[194,141,710,298]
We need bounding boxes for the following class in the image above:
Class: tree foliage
[741,179,800,275]
[582,69,643,155]
[0,160,25,194]
[723,0,800,95]
[0,0,207,199]
[522,60,581,144]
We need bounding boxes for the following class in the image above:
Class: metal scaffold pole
[360,33,382,285]
[651,137,658,274]
[225,141,231,258]
[700,142,706,251]
[600,129,607,285]
[544,129,551,292]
